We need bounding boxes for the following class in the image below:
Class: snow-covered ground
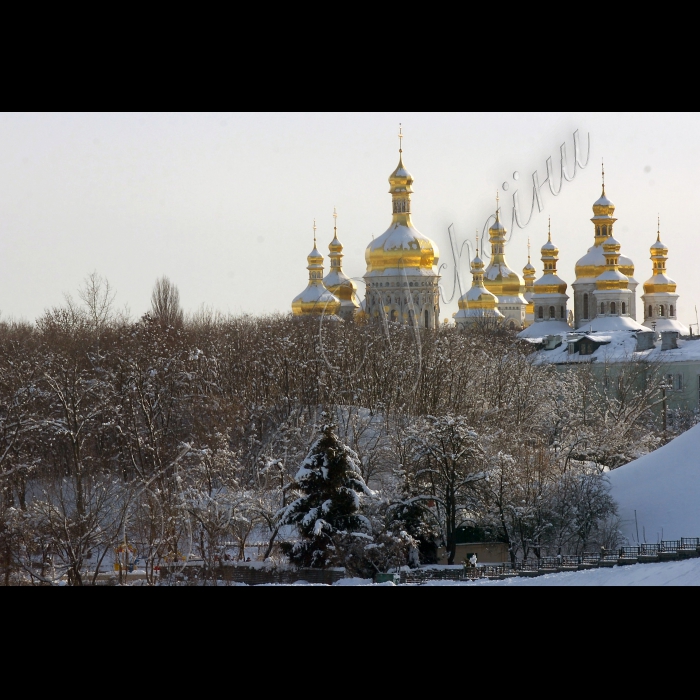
[608,422,700,543]
[239,558,700,585]
[420,558,700,586]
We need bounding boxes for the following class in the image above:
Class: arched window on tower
[549,306,555,319]
[611,302,616,315]
[670,305,675,317]
[583,294,589,319]
[660,305,665,317]
[601,302,606,315]
[538,306,544,319]
[649,304,653,318]
[622,302,626,315]
[603,225,607,236]
[424,310,429,328]
[561,306,565,319]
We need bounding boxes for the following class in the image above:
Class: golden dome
[324,208,360,305]
[575,175,634,281]
[455,241,503,321]
[533,222,567,294]
[292,222,341,317]
[595,236,629,291]
[643,220,676,294]
[365,146,439,276]
[483,201,526,301]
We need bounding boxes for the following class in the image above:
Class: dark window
[424,310,429,328]
[601,302,605,315]
[549,306,555,319]
[622,302,626,315]
[660,306,665,317]
[649,304,653,318]
[538,306,544,319]
[611,302,616,315]
[670,305,675,317]
[583,294,589,319]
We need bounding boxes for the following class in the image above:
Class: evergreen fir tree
[279,418,373,568]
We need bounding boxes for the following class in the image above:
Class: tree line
[0,275,682,584]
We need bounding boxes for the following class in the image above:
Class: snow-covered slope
[608,423,700,543]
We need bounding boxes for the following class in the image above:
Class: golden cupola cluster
[480,194,528,329]
[292,127,442,329]
[291,220,342,318]
[454,235,503,326]
[521,239,537,328]
[323,208,361,319]
[570,164,640,331]
[290,144,689,337]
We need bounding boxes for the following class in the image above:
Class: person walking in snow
[469,553,477,568]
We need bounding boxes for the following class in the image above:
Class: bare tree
[150,276,184,329]
[78,271,117,332]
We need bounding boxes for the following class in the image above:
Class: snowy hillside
[608,423,700,543]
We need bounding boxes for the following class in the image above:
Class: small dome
[592,190,615,217]
[603,236,621,251]
[388,154,413,194]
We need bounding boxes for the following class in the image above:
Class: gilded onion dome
[292,221,341,317]
[534,220,567,294]
[323,208,360,310]
[575,166,634,281]
[595,236,629,290]
[643,220,677,294]
[364,142,439,277]
[454,238,503,321]
[482,196,526,302]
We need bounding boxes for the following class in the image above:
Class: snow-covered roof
[609,423,700,542]
[484,262,522,282]
[292,284,338,305]
[518,320,572,339]
[596,269,628,283]
[366,222,440,260]
[576,244,633,270]
[534,273,567,288]
[531,329,700,365]
[642,318,688,334]
[586,315,645,332]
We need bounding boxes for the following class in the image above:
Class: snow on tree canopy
[279,421,375,568]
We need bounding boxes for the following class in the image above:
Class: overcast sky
[0,112,698,327]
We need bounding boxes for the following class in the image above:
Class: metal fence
[399,537,700,584]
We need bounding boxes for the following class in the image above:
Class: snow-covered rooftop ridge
[518,319,572,339]
[528,328,700,365]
